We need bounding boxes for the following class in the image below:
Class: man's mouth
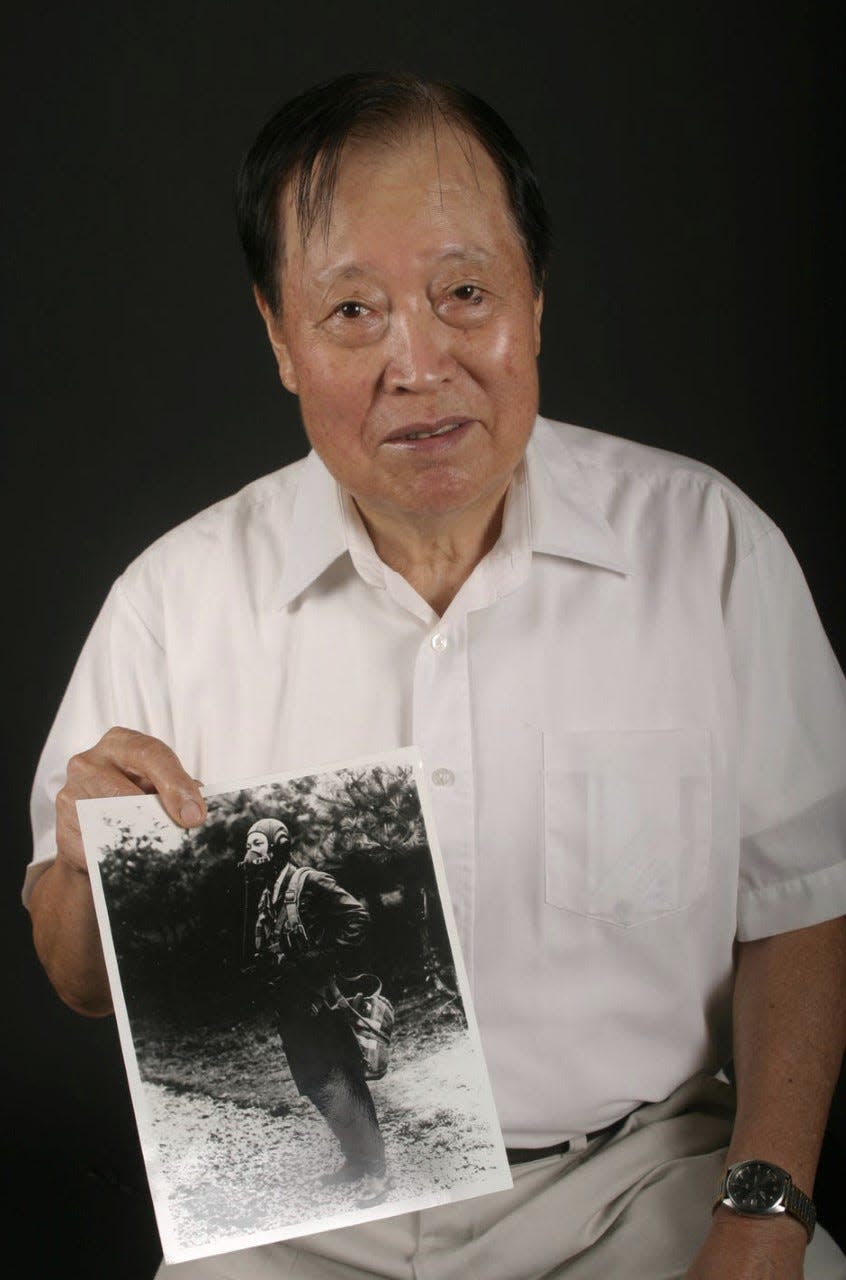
[385,418,471,443]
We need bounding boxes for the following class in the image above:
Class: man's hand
[29,726,206,1015]
[55,726,206,875]
[685,1208,808,1278]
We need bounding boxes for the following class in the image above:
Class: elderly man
[24,72,846,1279]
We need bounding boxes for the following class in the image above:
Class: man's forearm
[685,916,846,1276]
[726,915,846,1191]
[28,861,113,1017]
[27,729,207,1019]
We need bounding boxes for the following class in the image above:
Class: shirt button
[431,632,449,652]
[431,768,455,787]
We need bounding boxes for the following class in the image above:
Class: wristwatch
[713,1159,816,1241]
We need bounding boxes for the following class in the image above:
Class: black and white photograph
[77,747,511,1265]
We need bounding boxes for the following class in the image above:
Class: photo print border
[78,746,511,1264]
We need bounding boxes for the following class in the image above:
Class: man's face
[256,126,543,528]
[244,831,271,864]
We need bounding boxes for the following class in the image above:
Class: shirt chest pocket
[542,727,712,928]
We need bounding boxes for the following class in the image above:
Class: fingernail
[179,801,204,827]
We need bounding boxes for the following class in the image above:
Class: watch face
[726,1162,786,1212]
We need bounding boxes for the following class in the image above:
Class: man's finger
[64,760,148,802]
[77,727,207,827]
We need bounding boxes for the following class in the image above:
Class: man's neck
[352,484,511,617]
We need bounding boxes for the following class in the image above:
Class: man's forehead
[309,245,496,288]
[280,125,507,242]
[277,143,520,299]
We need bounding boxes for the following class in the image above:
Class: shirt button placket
[413,621,476,986]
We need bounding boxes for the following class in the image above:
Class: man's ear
[253,285,299,394]
[533,289,544,357]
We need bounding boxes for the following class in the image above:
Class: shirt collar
[275,414,631,608]
[275,450,349,609]
[526,416,632,575]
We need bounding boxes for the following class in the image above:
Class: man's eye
[452,284,484,303]
[335,301,368,320]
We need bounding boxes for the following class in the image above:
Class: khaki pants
[159,1074,846,1279]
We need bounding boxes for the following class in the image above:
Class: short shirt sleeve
[726,525,846,940]
[24,577,175,908]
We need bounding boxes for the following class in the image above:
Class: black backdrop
[2,4,843,1275]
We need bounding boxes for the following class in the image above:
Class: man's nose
[381,308,455,393]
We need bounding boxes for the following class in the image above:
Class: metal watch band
[785,1181,816,1242]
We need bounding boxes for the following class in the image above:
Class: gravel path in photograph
[142,1025,507,1255]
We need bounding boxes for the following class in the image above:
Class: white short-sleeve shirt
[26,416,846,1146]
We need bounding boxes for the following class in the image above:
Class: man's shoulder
[535,415,776,551]
[117,454,310,601]
[300,867,364,906]
[538,414,754,496]
[138,456,307,561]
[300,866,342,891]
